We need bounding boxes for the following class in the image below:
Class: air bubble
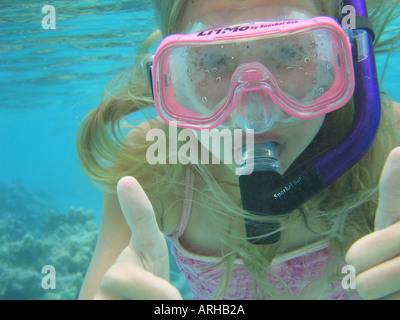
[231,56,235,60]
[327,63,332,70]
[304,57,311,63]
[216,77,222,82]
[212,67,218,72]
[204,69,210,74]
[202,96,208,103]
[198,80,207,87]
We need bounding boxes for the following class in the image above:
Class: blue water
[0,1,399,300]
[0,1,158,217]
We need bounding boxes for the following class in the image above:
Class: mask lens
[154,18,355,128]
[169,43,239,114]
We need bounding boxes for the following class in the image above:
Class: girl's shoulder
[394,101,400,121]
[392,101,400,131]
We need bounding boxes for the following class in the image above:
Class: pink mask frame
[150,16,355,130]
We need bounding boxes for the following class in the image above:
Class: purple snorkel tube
[239,0,381,244]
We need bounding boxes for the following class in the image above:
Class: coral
[0,180,98,300]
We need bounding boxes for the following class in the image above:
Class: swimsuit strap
[175,166,195,238]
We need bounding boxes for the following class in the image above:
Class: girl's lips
[254,133,286,145]
[233,131,286,162]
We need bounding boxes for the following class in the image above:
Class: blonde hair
[76,0,400,299]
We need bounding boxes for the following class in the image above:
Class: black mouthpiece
[239,143,326,244]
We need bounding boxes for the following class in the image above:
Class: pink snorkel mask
[149,16,355,133]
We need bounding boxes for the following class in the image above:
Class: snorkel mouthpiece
[239,143,283,244]
[239,144,326,244]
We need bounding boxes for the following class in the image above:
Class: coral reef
[0,179,192,300]
[0,180,98,300]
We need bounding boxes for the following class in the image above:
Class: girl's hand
[94,176,182,300]
[346,147,400,300]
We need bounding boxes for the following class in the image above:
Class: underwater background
[0,0,399,300]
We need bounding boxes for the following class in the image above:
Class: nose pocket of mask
[235,90,275,133]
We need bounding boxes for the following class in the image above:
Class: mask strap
[353,15,375,41]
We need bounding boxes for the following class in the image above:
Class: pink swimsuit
[166,168,360,300]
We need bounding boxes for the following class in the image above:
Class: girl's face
[179,0,328,174]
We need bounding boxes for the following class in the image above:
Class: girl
[77,0,400,299]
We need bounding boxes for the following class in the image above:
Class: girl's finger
[117,176,169,279]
